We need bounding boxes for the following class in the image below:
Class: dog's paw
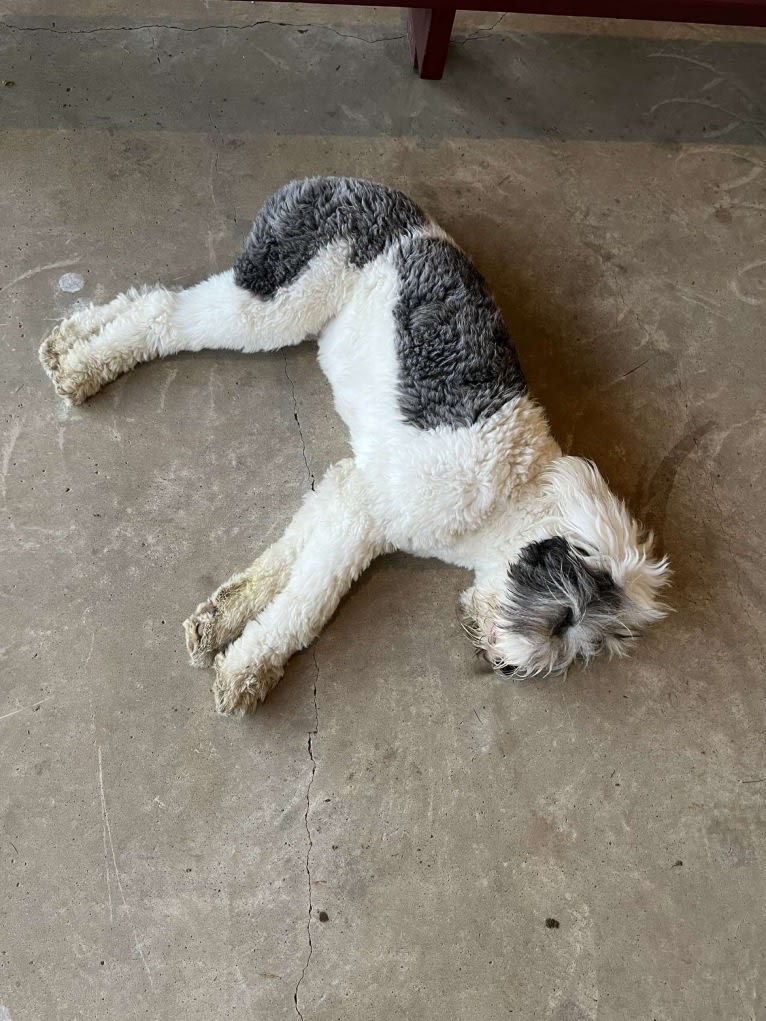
[39,321,79,376]
[212,655,284,717]
[182,575,258,668]
[38,291,142,403]
[43,347,110,405]
[183,600,230,668]
[40,327,109,406]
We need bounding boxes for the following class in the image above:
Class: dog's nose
[498,664,517,677]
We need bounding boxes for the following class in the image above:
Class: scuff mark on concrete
[97,746,154,988]
[157,366,178,412]
[0,695,54,724]
[0,258,81,294]
[1,417,24,508]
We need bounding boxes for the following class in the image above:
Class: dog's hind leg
[182,533,296,669]
[183,455,384,671]
[39,243,355,405]
[204,459,386,716]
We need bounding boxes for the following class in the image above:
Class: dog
[39,177,670,715]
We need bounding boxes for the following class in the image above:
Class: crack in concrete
[457,13,509,46]
[284,357,315,492]
[282,355,319,1017]
[294,649,320,1021]
[2,19,405,45]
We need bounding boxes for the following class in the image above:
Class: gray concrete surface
[2,3,766,1018]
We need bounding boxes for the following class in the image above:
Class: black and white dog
[40,177,669,715]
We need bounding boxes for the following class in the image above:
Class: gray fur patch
[500,536,628,673]
[234,177,427,298]
[392,236,527,429]
[235,177,527,430]
[507,537,622,630]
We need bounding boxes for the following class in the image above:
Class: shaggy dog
[40,177,669,715]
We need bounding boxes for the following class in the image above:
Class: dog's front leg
[210,460,385,716]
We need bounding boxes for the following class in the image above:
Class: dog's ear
[538,456,671,624]
[505,536,622,638]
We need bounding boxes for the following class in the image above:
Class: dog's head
[463,457,670,677]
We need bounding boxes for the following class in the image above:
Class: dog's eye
[612,631,634,645]
[573,545,589,557]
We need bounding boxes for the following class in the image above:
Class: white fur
[39,228,669,715]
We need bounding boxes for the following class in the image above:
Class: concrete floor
[2,3,766,1018]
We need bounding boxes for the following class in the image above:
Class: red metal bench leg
[407,7,456,80]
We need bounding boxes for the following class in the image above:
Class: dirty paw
[43,352,107,405]
[183,600,228,668]
[38,291,143,403]
[39,295,132,375]
[212,656,283,717]
[39,323,78,375]
[39,327,109,405]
